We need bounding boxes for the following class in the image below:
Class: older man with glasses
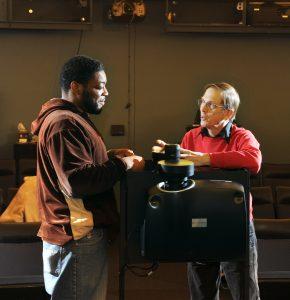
[156,82,261,300]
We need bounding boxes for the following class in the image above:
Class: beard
[82,90,103,115]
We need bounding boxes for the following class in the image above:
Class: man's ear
[225,109,235,121]
[70,81,83,96]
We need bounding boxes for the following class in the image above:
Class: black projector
[141,144,247,262]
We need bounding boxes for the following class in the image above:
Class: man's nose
[200,103,208,113]
[103,86,109,96]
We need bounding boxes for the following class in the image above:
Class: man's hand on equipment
[152,139,166,153]
[121,155,145,172]
[108,148,134,158]
[181,152,211,166]
[153,139,195,155]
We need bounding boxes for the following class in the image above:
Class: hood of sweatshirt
[31,98,83,136]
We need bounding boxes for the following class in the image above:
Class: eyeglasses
[197,98,228,111]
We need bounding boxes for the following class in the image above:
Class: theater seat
[0,222,43,286]
[276,186,290,219]
[0,189,4,214]
[253,182,290,280]
[6,187,18,207]
[251,186,275,219]
[250,172,262,187]
[0,177,39,223]
[18,159,36,186]
[0,159,15,201]
[262,163,290,187]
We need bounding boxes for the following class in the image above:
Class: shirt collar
[200,121,233,143]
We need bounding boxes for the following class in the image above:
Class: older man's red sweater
[181,124,262,220]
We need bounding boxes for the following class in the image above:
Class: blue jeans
[187,221,260,300]
[42,228,108,300]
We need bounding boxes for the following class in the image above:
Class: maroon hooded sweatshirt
[31,98,127,245]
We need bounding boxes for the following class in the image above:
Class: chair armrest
[0,222,41,243]
[254,219,290,239]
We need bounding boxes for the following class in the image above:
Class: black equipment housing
[141,179,246,262]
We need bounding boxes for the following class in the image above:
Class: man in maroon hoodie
[156,83,261,300]
[31,55,144,300]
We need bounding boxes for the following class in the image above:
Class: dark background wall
[0,1,289,162]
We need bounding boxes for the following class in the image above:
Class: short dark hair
[60,55,104,93]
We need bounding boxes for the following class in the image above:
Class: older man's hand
[181,152,211,166]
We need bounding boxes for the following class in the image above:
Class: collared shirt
[200,121,233,143]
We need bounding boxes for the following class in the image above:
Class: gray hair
[204,82,240,120]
